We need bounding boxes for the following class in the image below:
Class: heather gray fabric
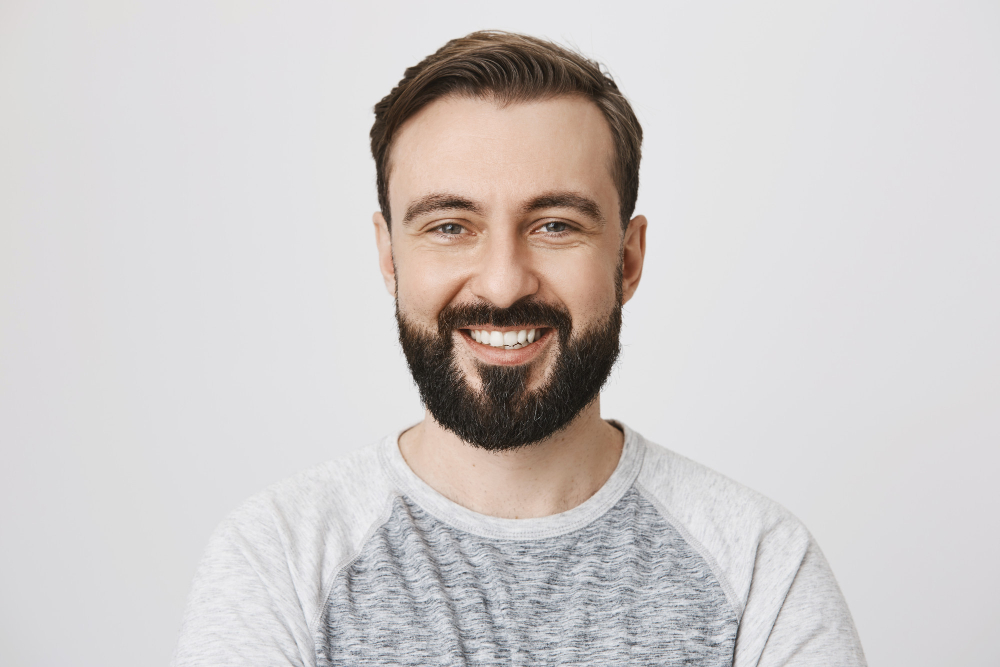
[173,424,866,666]
[320,490,736,665]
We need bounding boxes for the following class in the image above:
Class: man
[174,31,866,666]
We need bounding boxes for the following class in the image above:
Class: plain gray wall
[2,1,998,665]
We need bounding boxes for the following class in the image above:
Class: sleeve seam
[306,493,399,639]
[635,480,745,621]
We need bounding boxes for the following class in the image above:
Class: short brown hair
[370,31,643,230]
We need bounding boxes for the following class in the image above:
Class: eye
[434,223,466,235]
[539,221,570,234]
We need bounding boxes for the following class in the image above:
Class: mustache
[436,297,572,337]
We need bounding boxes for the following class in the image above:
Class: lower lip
[459,329,554,366]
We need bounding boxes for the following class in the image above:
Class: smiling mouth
[465,328,546,350]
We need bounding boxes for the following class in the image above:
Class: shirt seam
[635,480,745,621]
[380,433,645,542]
[307,492,398,640]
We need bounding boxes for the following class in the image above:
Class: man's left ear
[620,215,647,304]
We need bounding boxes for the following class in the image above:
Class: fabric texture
[172,424,866,666]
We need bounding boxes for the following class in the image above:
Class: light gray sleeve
[754,538,867,667]
[171,444,395,667]
[635,436,866,666]
[171,509,316,667]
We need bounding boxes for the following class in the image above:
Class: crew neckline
[378,421,645,541]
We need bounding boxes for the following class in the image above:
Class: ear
[373,211,396,297]
[621,214,647,305]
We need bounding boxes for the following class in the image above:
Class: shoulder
[226,439,395,544]
[632,431,810,619]
[208,438,399,623]
[175,438,403,666]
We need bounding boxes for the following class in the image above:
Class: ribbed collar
[378,421,645,541]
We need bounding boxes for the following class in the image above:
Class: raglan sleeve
[753,536,867,667]
[171,503,317,667]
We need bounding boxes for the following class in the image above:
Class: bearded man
[174,31,866,666]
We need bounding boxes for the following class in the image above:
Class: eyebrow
[403,193,483,225]
[400,190,606,226]
[521,192,605,225]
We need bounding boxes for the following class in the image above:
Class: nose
[468,232,539,308]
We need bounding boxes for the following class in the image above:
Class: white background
[2,1,998,665]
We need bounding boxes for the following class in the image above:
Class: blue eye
[541,221,569,233]
[436,223,464,235]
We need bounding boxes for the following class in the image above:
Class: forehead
[387,95,617,213]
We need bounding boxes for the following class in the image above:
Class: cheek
[543,254,620,321]
[393,251,463,324]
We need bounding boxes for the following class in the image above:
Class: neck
[397,398,623,519]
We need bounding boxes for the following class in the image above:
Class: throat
[398,405,623,519]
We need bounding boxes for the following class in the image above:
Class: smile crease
[467,328,539,350]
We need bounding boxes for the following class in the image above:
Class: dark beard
[396,295,622,451]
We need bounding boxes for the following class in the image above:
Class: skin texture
[374,94,647,519]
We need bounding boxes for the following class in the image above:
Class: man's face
[375,94,646,449]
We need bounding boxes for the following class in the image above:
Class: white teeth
[469,328,541,349]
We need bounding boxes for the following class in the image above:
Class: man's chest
[316,493,737,666]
